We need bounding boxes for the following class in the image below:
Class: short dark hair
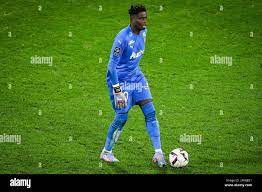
[128,4,146,16]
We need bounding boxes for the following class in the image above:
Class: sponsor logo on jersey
[130,50,144,60]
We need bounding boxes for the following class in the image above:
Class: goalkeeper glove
[113,84,128,109]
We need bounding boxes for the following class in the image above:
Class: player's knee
[115,113,128,127]
[141,102,156,122]
[145,110,156,122]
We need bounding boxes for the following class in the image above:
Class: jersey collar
[128,24,145,36]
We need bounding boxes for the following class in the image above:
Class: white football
[169,148,189,168]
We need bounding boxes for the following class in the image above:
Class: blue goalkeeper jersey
[107,25,147,85]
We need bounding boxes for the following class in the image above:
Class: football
[169,148,189,168]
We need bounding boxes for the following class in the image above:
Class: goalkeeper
[100,4,166,167]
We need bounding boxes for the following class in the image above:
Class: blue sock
[141,102,161,150]
[104,113,128,151]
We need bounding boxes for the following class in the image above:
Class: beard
[135,23,146,31]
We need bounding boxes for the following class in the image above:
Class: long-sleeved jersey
[107,25,147,85]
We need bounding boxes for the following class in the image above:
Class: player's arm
[108,38,122,86]
[107,36,127,108]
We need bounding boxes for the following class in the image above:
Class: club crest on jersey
[113,47,120,56]
[129,40,135,48]
[130,50,144,60]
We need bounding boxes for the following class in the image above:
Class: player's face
[134,11,147,30]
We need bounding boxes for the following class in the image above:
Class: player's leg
[100,112,128,162]
[137,99,166,167]
[100,82,133,162]
[104,113,128,151]
[137,99,161,150]
[133,76,166,167]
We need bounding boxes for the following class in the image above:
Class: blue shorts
[107,72,152,114]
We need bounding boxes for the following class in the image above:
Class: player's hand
[114,92,127,108]
[113,85,127,108]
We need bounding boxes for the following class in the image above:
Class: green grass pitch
[0,0,261,174]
